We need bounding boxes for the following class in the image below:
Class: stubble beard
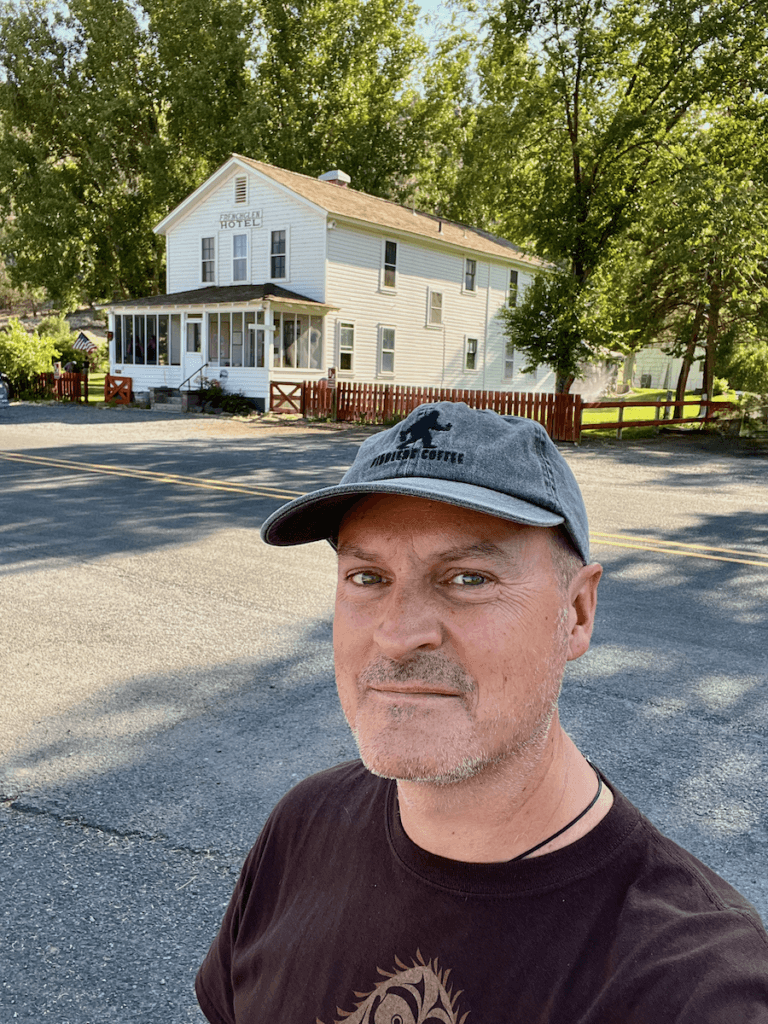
[347,646,566,787]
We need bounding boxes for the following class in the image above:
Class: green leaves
[463,0,768,387]
[498,268,627,389]
[0,318,61,390]
[0,0,473,304]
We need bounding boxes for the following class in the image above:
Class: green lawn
[580,389,735,439]
[87,372,106,401]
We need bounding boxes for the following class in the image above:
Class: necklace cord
[511,764,603,863]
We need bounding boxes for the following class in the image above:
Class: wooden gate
[270,381,304,414]
[104,374,132,404]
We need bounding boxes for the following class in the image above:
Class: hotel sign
[220,209,263,229]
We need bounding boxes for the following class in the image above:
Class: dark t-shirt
[196,761,768,1023]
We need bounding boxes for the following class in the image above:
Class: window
[158,315,168,365]
[231,312,243,366]
[186,316,202,353]
[465,336,479,371]
[145,314,158,365]
[207,312,247,366]
[116,313,178,366]
[465,258,477,292]
[202,237,215,283]
[380,327,395,374]
[124,316,133,363]
[272,313,322,369]
[383,240,397,289]
[234,175,247,204]
[271,230,287,279]
[504,340,514,379]
[508,269,519,307]
[134,314,145,364]
[233,233,247,282]
[428,290,443,326]
[339,322,354,372]
[170,314,181,365]
[245,310,266,368]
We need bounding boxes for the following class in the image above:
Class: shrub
[0,319,61,393]
[220,392,252,416]
[196,377,252,416]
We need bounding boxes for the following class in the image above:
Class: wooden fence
[580,397,737,438]
[36,371,88,403]
[270,381,582,442]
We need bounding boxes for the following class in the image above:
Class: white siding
[325,225,545,390]
[165,169,326,299]
[631,345,704,391]
[109,365,185,389]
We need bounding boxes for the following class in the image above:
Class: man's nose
[372,583,443,660]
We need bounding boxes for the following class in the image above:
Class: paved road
[1,403,767,1023]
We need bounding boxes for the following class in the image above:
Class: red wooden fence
[37,372,88,402]
[271,381,582,442]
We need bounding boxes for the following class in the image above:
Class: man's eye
[448,572,488,587]
[349,571,384,586]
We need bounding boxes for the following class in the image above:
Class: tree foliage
[723,340,768,395]
[609,111,768,400]
[0,0,473,306]
[459,0,768,388]
[497,269,622,391]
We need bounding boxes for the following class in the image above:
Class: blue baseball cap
[260,402,590,563]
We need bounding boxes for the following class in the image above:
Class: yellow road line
[0,451,303,501]
[591,538,768,568]
[4,451,768,568]
[591,531,768,561]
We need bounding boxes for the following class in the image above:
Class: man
[196,402,768,1024]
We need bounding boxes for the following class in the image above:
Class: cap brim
[260,477,564,547]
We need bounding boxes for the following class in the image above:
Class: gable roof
[156,154,545,270]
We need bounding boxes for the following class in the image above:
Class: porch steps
[149,388,183,413]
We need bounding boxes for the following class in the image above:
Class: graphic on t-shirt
[397,410,453,450]
[319,952,468,1024]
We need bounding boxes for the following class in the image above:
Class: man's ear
[566,563,602,662]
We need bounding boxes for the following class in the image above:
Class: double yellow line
[3,450,768,568]
[0,450,303,502]
[591,532,768,568]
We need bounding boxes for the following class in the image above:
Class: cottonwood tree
[611,111,768,407]
[0,0,474,304]
[457,0,768,389]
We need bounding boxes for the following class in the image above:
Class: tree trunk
[703,285,723,405]
[674,306,706,416]
[555,371,575,394]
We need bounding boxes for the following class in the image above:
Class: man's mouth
[358,653,475,697]
[368,684,464,697]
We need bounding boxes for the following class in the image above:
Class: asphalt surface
[1,401,767,1023]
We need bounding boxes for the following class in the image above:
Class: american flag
[73,331,98,353]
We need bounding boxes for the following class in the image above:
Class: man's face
[333,495,595,785]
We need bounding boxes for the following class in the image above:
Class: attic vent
[234,175,247,204]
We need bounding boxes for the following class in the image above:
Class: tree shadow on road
[0,432,365,573]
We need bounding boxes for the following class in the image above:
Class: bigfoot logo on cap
[369,409,465,469]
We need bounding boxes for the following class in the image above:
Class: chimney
[318,169,351,188]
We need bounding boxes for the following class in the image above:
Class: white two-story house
[105,155,551,410]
